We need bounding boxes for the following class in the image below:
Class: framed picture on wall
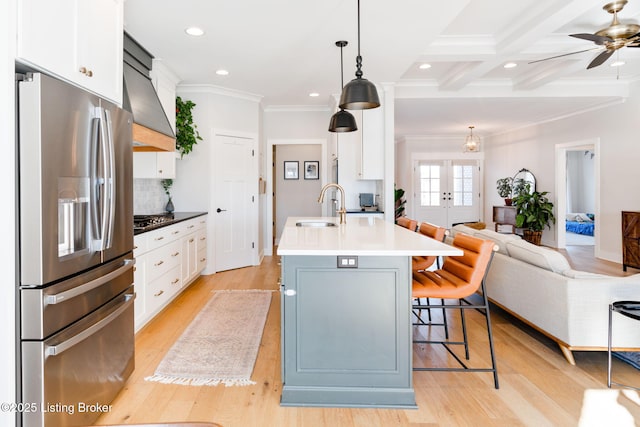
[304,161,319,180]
[284,161,299,180]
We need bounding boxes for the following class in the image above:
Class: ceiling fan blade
[570,33,612,45]
[528,47,602,64]
[587,49,615,69]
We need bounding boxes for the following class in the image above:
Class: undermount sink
[295,221,337,228]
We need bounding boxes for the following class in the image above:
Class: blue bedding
[566,220,594,236]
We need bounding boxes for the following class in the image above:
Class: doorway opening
[555,139,600,254]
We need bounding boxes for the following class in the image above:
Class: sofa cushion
[474,229,521,255]
[506,239,571,273]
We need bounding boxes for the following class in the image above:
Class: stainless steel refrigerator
[17,72,135,427]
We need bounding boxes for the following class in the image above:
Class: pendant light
[463,126,480,152]
[339,0,380,110]
[329,41,358,132]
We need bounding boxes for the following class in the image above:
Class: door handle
[216,208,227,213]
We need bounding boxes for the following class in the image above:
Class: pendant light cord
[340,44,345,88]
[355,0,363,79]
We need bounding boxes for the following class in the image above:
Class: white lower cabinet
[133,214,208,331]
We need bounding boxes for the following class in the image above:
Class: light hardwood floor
[96,251,640,427]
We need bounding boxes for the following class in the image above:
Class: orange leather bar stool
[412,222,449,333]
[396,216,418,232]
[412,233,499,389]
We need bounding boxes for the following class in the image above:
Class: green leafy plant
[513,182,556,232]
[395,186,406,221]
[175,96,202,158]
[496,177,513,198]
[161,179,173,198]
[512,178,529,198]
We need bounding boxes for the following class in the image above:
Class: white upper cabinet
[16,0,124,104]
[133,151,176,179]
[357,107,385,180]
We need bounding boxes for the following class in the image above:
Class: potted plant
[161,179,174,213]
[175,96,202,158]
[513,182,555,245]
[496,177,513,206]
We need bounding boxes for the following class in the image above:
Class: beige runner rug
[145,289,272,386]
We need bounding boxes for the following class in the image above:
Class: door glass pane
[452,165,474,207]
[419,164,441,207]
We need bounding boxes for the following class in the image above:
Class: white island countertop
[277,217,463,256]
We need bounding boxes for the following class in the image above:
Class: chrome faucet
[318,183,347,224]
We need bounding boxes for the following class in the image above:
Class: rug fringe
[145,374,256,387]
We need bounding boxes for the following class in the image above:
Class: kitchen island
[277,217,462,408]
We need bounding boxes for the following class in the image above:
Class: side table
[608,300,640,390]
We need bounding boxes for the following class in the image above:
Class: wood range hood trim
[132,123,176,152]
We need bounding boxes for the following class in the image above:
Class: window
[419,164,441,207]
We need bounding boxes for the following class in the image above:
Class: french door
[413,159,480,229]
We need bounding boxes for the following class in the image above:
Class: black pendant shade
[329,40,357,133]
[328,108,357,132]
[339,0,380,110]
[339,73,380,110]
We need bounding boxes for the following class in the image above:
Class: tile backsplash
[134,179,169,214]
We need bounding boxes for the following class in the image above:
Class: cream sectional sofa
[451,224,640,365]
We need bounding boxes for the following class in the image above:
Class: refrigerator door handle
[90,115,103,246]
[45,259,134,305]
[45,292,135,356]
[103,108,116,249]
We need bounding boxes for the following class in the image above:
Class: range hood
[123,32,175,152]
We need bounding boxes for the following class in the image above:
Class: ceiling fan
[531,0,640,69]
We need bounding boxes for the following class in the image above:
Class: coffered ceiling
[124,0,640,140]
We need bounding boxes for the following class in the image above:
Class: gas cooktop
[133,214,175,230]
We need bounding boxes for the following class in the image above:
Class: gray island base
[277,217,462,408]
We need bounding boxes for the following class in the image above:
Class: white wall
[2,0,17,425]
[485,82,640,262]
[173,85,262,273]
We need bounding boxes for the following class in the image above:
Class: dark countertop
[134,211,207,235]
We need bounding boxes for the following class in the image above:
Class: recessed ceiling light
[419,63,432,70]
[309,92,320,97]
[215,69,229,76]
[185,27,205,37]
[610,60,625,67]
[504,62,518,69]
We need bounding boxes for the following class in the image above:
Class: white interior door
[413,159,480,228]
[214,134,257,272]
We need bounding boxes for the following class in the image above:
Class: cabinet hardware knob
[171,278,179,285]
[188,225,195,229]
[189,238,195,243]
[200,237,206,241]
[155,236,164,241]
[172,230,180,235]
[154,290,164,297]
[200,258,206,262]
[154,260,164,267]
[158,169,163,173]
[171,252,180,257]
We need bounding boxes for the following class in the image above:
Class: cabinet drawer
[133,234,148,257]
[196,229,207,252]
[145,265,181,315]
[145,226,177,252]
[197,247,207,273]
[146,240,181,283]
